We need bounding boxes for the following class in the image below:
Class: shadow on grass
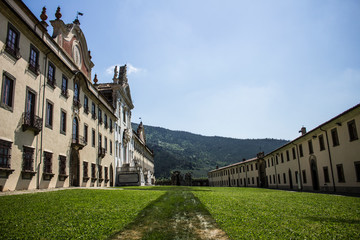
[120,186,213,192]
[304,216,360,224]
[108,187,227,240]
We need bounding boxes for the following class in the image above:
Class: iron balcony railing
[22,112,43,135]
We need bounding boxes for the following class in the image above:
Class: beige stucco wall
[209,105,360,194]
[0,2,116,191]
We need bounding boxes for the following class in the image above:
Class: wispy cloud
[105,63,144,76]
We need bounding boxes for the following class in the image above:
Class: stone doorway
[70,149,80,187]
[310,156,319,191]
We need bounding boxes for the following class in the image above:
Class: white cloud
[105,63,144,76]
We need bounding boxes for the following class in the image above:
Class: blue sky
[25,0,360,140]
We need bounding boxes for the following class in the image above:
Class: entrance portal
[310,156,320,191]
[70,149,80,186]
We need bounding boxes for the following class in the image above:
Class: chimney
[299,127,307,136]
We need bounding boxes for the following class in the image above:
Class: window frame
[331,128,340,147]
[1,71,16,111]
[347,120,358,142]
[28,44,40,75]
[0,139,12,168]
[47,62,56,88]
[5,22,20,59]
[61,75,68,98]
[319,134,325,151]
[60,109,67,134]
[45,100,53,129]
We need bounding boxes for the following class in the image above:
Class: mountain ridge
[132,123,289,178]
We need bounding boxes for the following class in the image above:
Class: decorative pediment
[50,9,94,80]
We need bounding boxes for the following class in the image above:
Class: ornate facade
[96,67,154,186]
[0,0,121,191]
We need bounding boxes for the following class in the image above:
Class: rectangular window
[23,146,34,172]
[271,158,274,166]
[5,23,20,58]
[43,151,52,174]
[302,170,307,184]
[91,102,96,119]
[81,161,88,178]
[59,155,66,175]
[331,128,340,146]
[105,137,107,151]
[323,166,330,183]
[0,139,12,168]
[276,155,279,165]
[47,62,56,87]
[1,73,15,111]
[354,161,360,182]
[251,164,253,171]
[347,120,358,141]
[336,164,345,183]
[308,140,314,154]
[99,134,102,148]
[92,129,95,147]
[283,173,286,184]
[123,109,126,123]
[278,174,281,184]
[91,163,96,179]
[28,45,40,74]
[105,166,108,180]
[98,165,103,179]
[104,114,108,128]
[255,163,258,170]
[98,109,102,124]
[267,159,270,167]
[84,95,89,114]
[61,75,68,97]
[84,124,88,144]
[110,119,113,132]
[292,147,296,159]
[281,153,284,163]
[295,171,298,184]
[110,140,112,155]
[286,150,290,161]
[299,144,304,157]
[273,175,276,184]
[60,109,66,134]
[45,101,53,128]
[319,134,325,151]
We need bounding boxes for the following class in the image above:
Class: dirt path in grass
[110,188,228,240]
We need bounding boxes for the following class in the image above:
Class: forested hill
[132,123,289,178]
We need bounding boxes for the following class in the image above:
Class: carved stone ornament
[93,74,98,84]
[123,129,131,144]
[40,7,48,21]
[55,6,62,20]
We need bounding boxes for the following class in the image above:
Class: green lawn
[1,187,359,239]
[193,187,360,239]
[0,189,163,239]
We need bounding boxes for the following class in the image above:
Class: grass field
[193,187,360,239]
[0,189,163,239]
[0,187,359,239]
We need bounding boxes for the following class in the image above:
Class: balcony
[61,89,69,98]
[98,147,106,158]
[71,134,87,150]
[73,98,81,108]
[22,112,43,135]
[5,44,20,60]
[28,63,40,76]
